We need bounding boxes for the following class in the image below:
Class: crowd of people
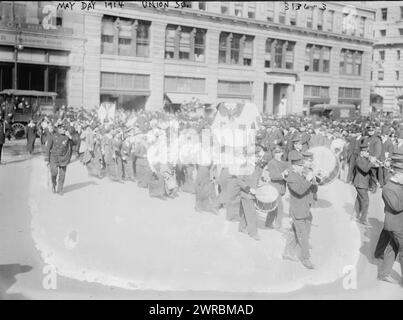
[1,101,403,282]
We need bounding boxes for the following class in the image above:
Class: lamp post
[12,2,24,90]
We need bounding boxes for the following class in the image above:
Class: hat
[291,135,302,143]
[288,150,304,165]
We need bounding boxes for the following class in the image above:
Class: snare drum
[254,184,279,214]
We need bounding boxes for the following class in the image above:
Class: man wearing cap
[376,151,403,286]
[380,127,395,185]
[282,151,317,269]
[365,125,383,192]
[45,122,74,195]
[264,146,291,230]
[286,135,303,164]
[352,141,377,225]
[283,124,299,161]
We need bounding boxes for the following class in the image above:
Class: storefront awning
[164,93,211,105]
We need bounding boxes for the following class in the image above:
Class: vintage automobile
[0,89,57,139]
[310,104,358,120]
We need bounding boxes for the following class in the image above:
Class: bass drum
[307,146,340,186]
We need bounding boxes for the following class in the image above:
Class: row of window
[371,70,400,81]
[379,7,403,21]
[100,72,363,102]
[379,28,403,37]
[0,2,63,27]
[101,19,364,77]
[375,50,401,61]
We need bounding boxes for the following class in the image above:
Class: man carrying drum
[282,151,318,269]
[263,146,291,230]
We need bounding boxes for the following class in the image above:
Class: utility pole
[12,2,23,90]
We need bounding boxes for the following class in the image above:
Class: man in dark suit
[282,151,318,269]
[45,121,74,195]
[376,151,403,286]
[366,125,383,192]
[353,141,376,226]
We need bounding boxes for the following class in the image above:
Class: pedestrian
[352,141,376,226]
[45,122,74,195]
[26,119,37,155]
[376,151,403,286]
[282,151,317,269]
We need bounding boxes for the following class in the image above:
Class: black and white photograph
[0,0,403,302]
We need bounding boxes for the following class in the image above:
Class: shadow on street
[0,264,33,300]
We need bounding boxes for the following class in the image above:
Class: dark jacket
[285,171,316,220]
[352,155,373,189]
[0,121,5,144]
[46,132,73,167]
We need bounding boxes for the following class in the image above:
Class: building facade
[364,1,403,115]
[0,1,375,114]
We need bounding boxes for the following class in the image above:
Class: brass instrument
[361,153,395,173]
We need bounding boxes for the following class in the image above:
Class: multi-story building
[364,1,403,115]
[0,1,376,114]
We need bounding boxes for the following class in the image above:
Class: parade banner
[98,102,116,123]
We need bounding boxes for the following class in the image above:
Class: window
[194,29,205,62]
[306,8,313,28]
[312,47,320,72]
[165,25,206,62]
[198,2,206,11]
[217,81,253,98]
[317,9,324,30]
[101,72,150,90]
[243,36,253,66]
[322,47,330,72]
[14,3,26,23]
[289,9,297,26]
[1,2,13,20]
[247,3,255,19]
[164,76,205,93]
[221,2,229,15]
[234,2,243,18]
[101,16,150,57]
[326,10,334,32]
[221,1,229,14]
[401,6,403,19]
[340,49,363,76]
[179,27,191,60]
[398,50,401,60]
[399,28,403,36]
[396,71,400,80]
[305,44,331,73]
[265,39,295,70]
[165,26,176,59]
[219,32,254,66]
[304,86,330,98]
[359,17,365,37]
[380,29,386,37]
[370,71,373,80]
[381,8,387,21]
[379,50,385,61]
[279,5,286,24]
[378,70,384,80]
[267,2,274,22]
[339,87,361,99]
[136,21,150,57]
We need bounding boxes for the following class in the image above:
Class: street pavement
[0,140,402,299]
